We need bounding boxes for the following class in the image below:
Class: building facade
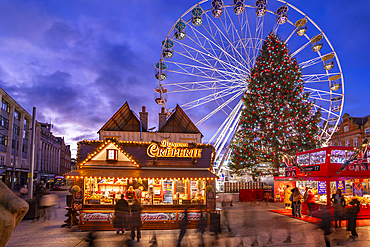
[0,87,72,188]
[57,137,71,175]
[0,88,32,187]
[329,113,370,147]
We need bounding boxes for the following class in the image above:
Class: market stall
[275,146,370,218]
[65,139,217,231]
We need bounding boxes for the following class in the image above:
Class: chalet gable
[158,104,203,137]
[98,102,147,133]
[92,143,131,162]
[80,140,139,168]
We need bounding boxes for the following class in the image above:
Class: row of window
[0,134,28,153]
[1,99,30,126]
[343,125,370,135]
[333,138,358,147]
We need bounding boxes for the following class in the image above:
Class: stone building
[0,87,71,188]
[57,137,71,175]
[329,113,370,147]
[0,88,33,187]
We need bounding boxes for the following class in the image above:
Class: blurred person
[39,191,58,221]
[289,188,296,216]
[86,227,97,247]
[177,208,189,247]
[292,188,303,217]
[318,205,332,247]
[284,185,292,209]
[331,189,345,228]
[114,194,129,234]
[304,187,315,217]
[197,211,206,247]
[149,233,158,247]
[346,198,360,240]
[130,199,142,242]
[221,203,232,234]
[20,184,28,199]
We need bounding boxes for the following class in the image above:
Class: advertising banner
[318,181,326,194]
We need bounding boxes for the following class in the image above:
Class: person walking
[292,188,303,217]
[177,208,189,247]
[283,185,292,209]
[318,205,332,247]
[304,187,316,217]
[130,199,142,242]
[331,189,345,228]
[114,194,129,234]
[346,199,360,240]
[197,211,206,247]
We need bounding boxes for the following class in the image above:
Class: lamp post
[11,135,18,190]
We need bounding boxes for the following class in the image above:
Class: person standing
[304,187,316,217]
[177,208,189,247]
[114,194,129,234]
[284,185,292,209]
[134,186,142,203]
[126,186,136,203]
[130,199,143,242]
[331,189,345,228]
[292,188,303,217]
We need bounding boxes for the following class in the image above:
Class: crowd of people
[283,184,361,246]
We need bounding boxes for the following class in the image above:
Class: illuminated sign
[82,212,114,222]
[147,140,202,158]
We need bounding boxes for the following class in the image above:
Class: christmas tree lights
[230,32,321,177]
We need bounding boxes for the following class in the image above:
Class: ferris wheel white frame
[155,0,345,176]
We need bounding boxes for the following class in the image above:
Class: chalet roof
[158,104,202,137]
[98,102,147,133]
[77,139,214,169]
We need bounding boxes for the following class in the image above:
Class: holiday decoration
[230,32,321,177]
[71,185,81,193]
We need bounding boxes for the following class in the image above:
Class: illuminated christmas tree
[230,32,321,177]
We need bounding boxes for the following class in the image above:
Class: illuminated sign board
[147,140,202,158]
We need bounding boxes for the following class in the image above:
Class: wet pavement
[6,191,370,246]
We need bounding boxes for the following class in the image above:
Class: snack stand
[275,146,370,217]
[65,139,217,231]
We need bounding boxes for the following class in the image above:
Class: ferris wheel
[154,0,344,175]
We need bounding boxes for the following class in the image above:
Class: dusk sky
[0,0,369,157]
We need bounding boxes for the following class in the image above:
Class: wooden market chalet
[65,102,218,230]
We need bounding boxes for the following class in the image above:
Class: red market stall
[275,146,370,218]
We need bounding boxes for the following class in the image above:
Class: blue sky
[0,0,369,157]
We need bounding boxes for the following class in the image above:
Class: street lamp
[11,135,18,190]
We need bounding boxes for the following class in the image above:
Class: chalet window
[106,149,118,161]
[366,128,370,134]
[344,125,349,132]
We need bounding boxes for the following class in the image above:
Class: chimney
[139,106,148,128]
[158,107,167,129]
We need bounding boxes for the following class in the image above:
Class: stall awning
[65,168,218,179]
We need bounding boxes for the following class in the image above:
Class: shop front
[275,146,370,218]
[65,139,217,231]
